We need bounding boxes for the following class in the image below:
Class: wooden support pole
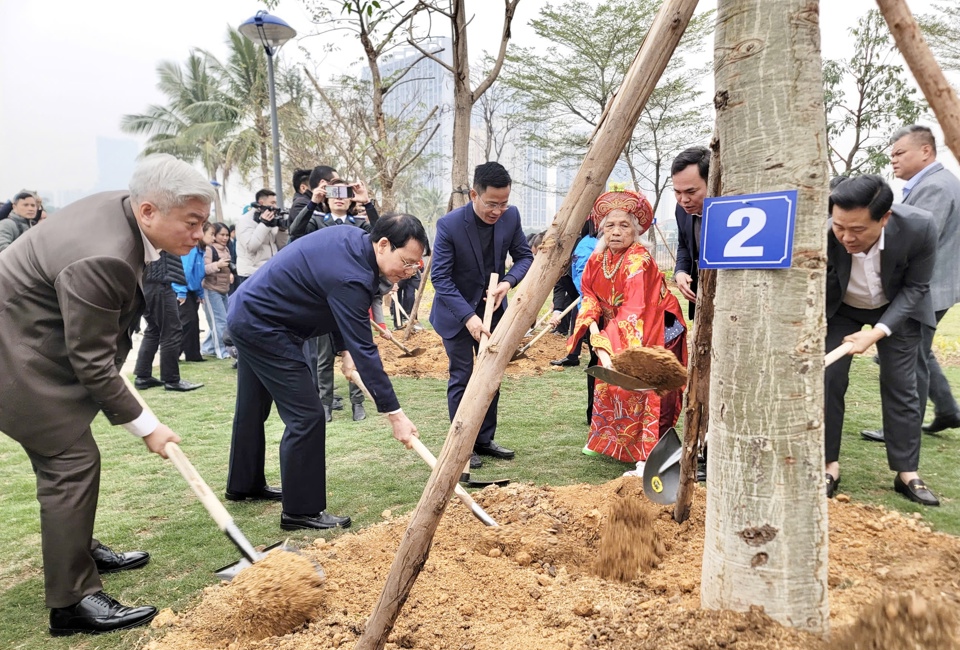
[875,0,960,163]
[674,135,721,523]
[356,2,702,647]
[402,255,432,342]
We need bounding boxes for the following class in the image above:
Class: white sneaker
[623,460,645,478]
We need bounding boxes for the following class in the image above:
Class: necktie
[335,218,343,225]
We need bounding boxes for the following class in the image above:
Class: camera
[250,202,290,229]
[326,185,355,200]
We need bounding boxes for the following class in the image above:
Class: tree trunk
[355,3,701,649]
[700,0,829,635]
[447,0,472,212]
[875,0,960,163]
[674,135,720,523]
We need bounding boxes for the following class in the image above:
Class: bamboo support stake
[357,2,702,647]
[875,0,960,163]
[402,255,433,341]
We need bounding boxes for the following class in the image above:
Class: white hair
[592,213,642,254]
[128,154,216,211]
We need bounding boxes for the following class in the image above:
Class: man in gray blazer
[0,155,212,635]
[825,175,939,506]
[862,126,960,442]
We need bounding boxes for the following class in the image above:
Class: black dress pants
[178,291,202,361]
[825,303,923,472]
[441,310,502,446]
[134,282,182,382]
[226,332,328,515]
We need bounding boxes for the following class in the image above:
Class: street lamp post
[239,10,297,209]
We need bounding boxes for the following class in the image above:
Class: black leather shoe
[332,396,344,411]
[922,413,960,434]
[323,405,332,423]
[49,591,157,636]
[825,473,840,499]
[225,485,282,502]
[280,511,352,530]
[860,429,885,442]
[133,377,163,390]
[894,475,940,506]
[475,441,515,460]
[164,380,203,392]
[352,404,366,421]
[470,452,482,469]
[92,544,149,574]
[549,357,580,367]
[696,460,707,483]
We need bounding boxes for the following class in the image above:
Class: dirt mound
[833,590,960,649]
[377,328,574,379]
[144,481,960,650]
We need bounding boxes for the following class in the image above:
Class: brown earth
[376,328,574,379]
[144,480,960,650]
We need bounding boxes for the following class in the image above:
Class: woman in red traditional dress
[567,189,688,476]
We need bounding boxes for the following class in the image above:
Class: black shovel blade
[642,427,682,505]
[214,541,284,581]
[460,472,511,488]
[584,365,654,391]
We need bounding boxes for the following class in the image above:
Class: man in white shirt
[825,175,939,506]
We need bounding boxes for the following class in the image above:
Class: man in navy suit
[226,214,428,530]
[825,175,939,507]
[671,147,710,319]
[430,162,534,468]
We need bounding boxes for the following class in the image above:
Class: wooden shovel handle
[518,296,581,355]
[824,342,855,368]
[479,273,499,355]
[589,322,614,369]
[120,374,234,532]
[371,318,413,355]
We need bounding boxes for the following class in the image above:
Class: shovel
[583,323,656,391]
[344,368,498,526]
[641,343,859,506]
[371,318,424,358]
[513,297,581,360]
[641,427,683,505]
[120,375,315,582]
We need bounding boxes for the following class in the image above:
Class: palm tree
[120,52,240,220]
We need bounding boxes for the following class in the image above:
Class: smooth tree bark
[875,0,960,164]
[700,0,830,635]
[355,2,702,648]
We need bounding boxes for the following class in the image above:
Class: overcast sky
[0,0,951,209]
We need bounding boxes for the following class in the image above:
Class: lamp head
[239,10,296,54]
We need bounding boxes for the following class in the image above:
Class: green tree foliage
[919,2,960,73]
[499,0,713,212]
[823,9,926,176]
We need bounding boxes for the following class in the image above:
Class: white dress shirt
[843,228,892,336]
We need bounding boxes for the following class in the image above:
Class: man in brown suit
[0,154,213,635]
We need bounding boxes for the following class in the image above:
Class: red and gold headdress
[588,186,654,236]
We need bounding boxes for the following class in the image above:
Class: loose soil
[145,480,960,650]
[376,328,574,379]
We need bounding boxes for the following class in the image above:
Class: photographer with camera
[289,172,380,241]
[235,189,288,289]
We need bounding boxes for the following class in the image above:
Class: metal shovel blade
[214,541,284,581]
[584,365,654,392]
[400,347,425,358]
[642,427,683,505]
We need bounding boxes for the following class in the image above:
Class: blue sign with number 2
[698,190,798,270]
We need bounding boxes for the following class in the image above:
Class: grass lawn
[1,310,960,648]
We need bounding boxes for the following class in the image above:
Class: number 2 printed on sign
[723,206,766,258]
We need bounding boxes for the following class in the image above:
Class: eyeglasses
[478,198,510,211]
[397,251,420,270]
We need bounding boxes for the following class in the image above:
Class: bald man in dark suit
[0,154,212,635]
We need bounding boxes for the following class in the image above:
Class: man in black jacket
[132,252,203,392]
[671,146,710,319]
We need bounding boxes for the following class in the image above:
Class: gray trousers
[918,308,960,422]
[25,428,103,608]
[316,334,362,408]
